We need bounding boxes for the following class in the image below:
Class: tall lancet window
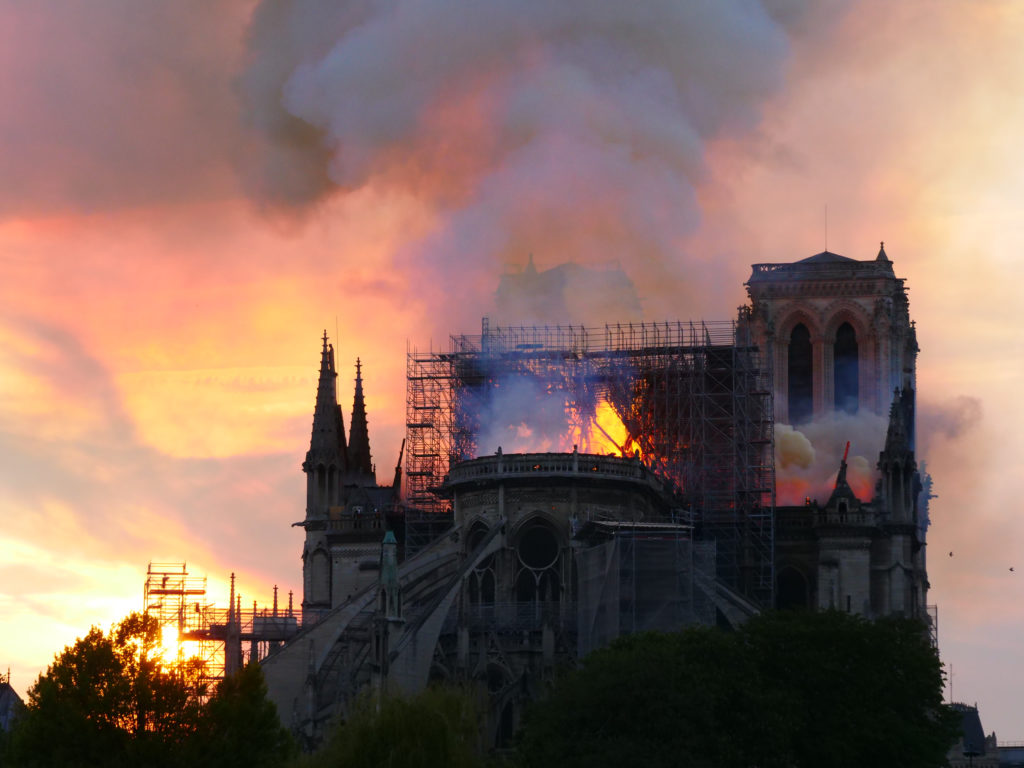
[788,323,813,424]
[834,322,859,414]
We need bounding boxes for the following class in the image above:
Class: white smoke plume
[776,423,815,469]
[473,376,573,456]
[918,395,982,453]
[239,0,845,325]
[493,256,643,327]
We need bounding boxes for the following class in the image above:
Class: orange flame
[482,396,647,461]
[575,400,643,458]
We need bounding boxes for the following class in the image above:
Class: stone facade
[438,451,696,748]
[743,244,917,423]
[744,246,928,621]
[773,392,928,620]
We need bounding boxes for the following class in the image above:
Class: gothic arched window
[515,519,561,618]
[788,323,813,424]
[834,322,859,414]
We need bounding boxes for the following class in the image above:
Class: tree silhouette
[519,611,959,768]
[186,661,294,767]
[9,612,203,767]
[299,687,483,768]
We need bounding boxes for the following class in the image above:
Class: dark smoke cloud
[240,0,848,324]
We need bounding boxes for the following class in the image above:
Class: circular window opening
[517,523,559,570]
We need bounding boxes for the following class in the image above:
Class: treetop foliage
[4,612,293,768]
[2,610,959,768]
[297,686,484,768]
[519,610,960,768]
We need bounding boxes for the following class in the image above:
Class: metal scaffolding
[406,319,775,606]
[143,562,224,687]
[143,563,301,691]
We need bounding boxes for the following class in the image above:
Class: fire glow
[156,624,205,668]
[574,399,642,458]
[775,420,882,506]
[480,395,642,460]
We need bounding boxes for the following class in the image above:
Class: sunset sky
[2,0,1023,736]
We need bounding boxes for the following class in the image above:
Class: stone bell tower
[300,332,348,618]
[742,243,918,425]
[298,334,390,620]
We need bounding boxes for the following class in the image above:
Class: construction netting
[576,534,716,657]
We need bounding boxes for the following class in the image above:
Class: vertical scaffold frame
[142,562,224,687]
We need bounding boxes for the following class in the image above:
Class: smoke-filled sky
[2,0,1022,736]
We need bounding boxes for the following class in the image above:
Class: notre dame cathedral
[262,244,929,747]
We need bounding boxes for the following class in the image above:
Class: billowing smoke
[918,395,982,452]
[464,372,632,458]
[776,397,984,507]
[775,412,889,505]
[473,376,573,455]
[239,1,842,325]
[776,423,815,469]
[494,256,643,326]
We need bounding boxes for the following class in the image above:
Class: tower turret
[301,332,348,617]
[878,387,918,525]
[743,243,917,423]
[303,331,348,517]
[875,386,927,618]
[347,358,374,478]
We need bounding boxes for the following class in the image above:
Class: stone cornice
[748,261,898,283]
[746,279,902,300]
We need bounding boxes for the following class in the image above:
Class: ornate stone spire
[826,441,857,508]
[876,240,889,262]
[878,387,917,523]
[306,331,347,466]
[882,387,915,457]
[347,358,373,477]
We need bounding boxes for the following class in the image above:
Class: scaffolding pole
[143,563,302,692]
